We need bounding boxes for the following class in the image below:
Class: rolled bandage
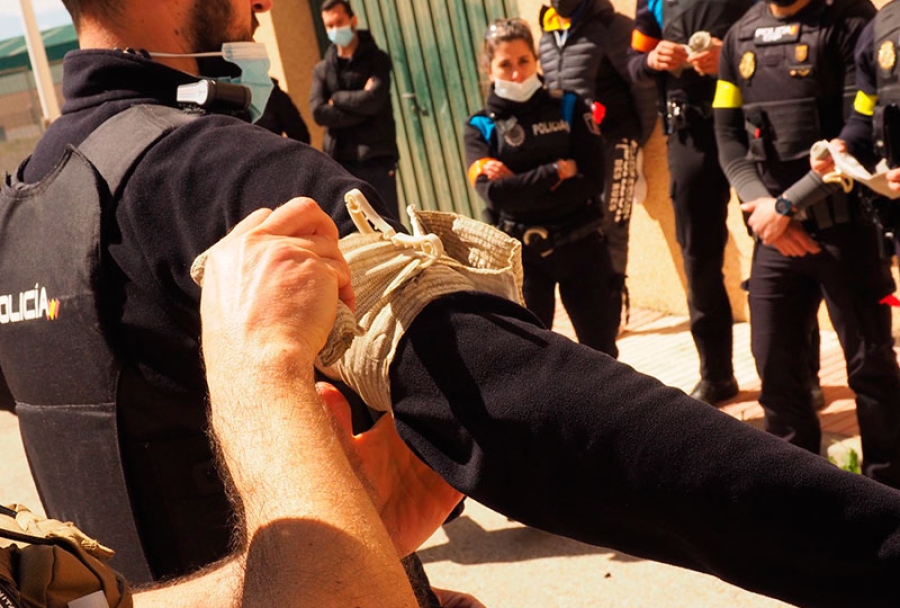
[316,189,524,411]
[687,31,712,54]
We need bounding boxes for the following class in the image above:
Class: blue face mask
[152,42,274,123]
[328,25,355,48]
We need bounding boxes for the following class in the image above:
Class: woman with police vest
[464,18,619,357]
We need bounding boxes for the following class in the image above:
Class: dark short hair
[321,0,354,18]
[61,0,122,28]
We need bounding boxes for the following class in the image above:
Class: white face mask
[493,73,542,103]
[151,42,273,123]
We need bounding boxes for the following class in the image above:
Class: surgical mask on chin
[151,42,274,123]
[493,73,542,103]
[328,25,355,47]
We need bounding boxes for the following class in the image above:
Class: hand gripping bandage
[316,189,524,411]
[191,190,524,412]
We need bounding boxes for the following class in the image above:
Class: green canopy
[0,24,77,74]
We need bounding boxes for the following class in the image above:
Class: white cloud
[0,1,71,41]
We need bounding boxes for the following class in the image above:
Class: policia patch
[740,51,756,79]
[879,40,896,72]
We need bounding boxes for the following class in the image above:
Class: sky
[0,0,72,42]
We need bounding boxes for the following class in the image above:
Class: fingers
[261,197,341,241]
[740,200,757,212]
[220,207,273,243]
[887,168,900,191]
[772,224,821,257]
[317,382,355,438]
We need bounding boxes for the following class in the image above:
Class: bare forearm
[134,558,242,608]
[209,351,418,608]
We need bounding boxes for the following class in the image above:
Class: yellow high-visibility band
[853,90,877,117]
[712,80,743,109]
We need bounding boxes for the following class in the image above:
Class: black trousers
[340,157,399,220]
[749,221,900,488]
[521,231,619,358]
[667,121,734,382]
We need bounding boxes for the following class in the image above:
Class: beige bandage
[191,190,524,410]
[316,189,524,411]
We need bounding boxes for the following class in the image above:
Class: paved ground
[0,307,863,607]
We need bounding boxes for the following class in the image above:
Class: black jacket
[310,30,399,163]
[256,77,311,144]
[539,0,658,143]
[465,87,604,225]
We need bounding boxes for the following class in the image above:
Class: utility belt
[665,94,712,134]
[498,207,603,258]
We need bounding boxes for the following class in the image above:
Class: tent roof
[0,24,77,73]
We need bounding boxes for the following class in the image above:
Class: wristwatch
[774,195,795,216]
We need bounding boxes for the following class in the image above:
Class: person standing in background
[627,0,754,404]
[465,18,619,357]
[539,0,658,328]
[310,0,400,218]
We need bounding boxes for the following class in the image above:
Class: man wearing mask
[310,0,400,219]
[539,0,658,330]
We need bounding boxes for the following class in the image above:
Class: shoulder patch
[469,115,496,145]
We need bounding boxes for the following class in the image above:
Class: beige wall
[255,0,326,149]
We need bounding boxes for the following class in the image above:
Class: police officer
[829,1,900,214]
[628,0,754,404]
[713,0,900,489]
[466,17,619,357]
[539,0,658,328]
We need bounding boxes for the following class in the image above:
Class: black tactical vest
[873,0,900,165]
[733,0,859,227]
[0,105,195,584]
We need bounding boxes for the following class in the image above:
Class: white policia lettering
[0,284,57,324]
[533,120,571,136]
[754,25,798,43]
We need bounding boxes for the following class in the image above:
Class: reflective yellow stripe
[853,90,877,117]
[711,80,743,109]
